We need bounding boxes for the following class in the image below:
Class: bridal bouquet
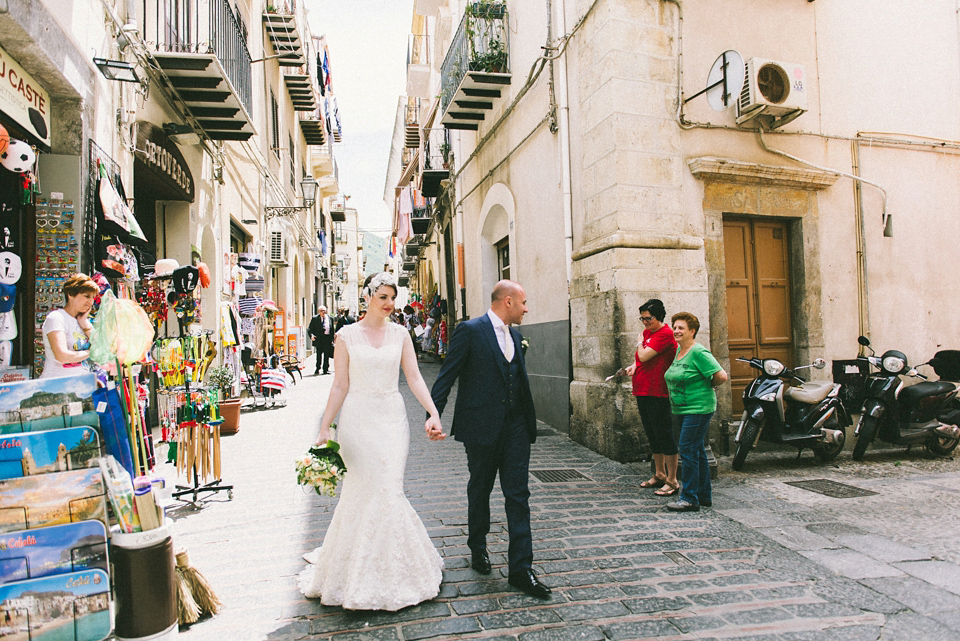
[296,439,347,497]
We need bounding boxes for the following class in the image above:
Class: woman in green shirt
[663,312,728,512]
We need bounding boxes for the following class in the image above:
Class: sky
[309,0,413,239]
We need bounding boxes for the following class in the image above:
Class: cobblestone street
[161,357,960,641]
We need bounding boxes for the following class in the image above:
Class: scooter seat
[784,381,836,404]
[899,381,956,406]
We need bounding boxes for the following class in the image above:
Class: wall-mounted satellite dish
[685,50,745,112]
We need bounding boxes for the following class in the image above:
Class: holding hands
[425,416,446,441]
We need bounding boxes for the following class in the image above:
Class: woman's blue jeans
[677,413,713,506]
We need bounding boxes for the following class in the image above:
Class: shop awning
[153,52,255,141]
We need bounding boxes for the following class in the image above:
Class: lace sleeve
[335,324,354,349]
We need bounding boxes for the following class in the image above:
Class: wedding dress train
[297,322,443,610]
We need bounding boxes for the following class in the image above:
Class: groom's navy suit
[431,312,537,576]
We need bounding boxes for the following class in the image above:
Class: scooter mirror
[812,358,826,369]
[858,336,871,347]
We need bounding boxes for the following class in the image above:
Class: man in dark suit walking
[428,280,550,599]
[307,305,334,375]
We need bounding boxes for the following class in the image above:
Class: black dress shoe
[470,551,491,574]
[700,500,712,508]
[508,569,552,599]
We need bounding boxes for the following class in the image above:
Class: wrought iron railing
[439,3,509,113]
[405,97,422,127]
[422,127,450,171]
[146,0,253,113]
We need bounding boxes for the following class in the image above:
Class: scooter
[851,336,960,460]
[732,357,851,470]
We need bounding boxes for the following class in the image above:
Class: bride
[297,272,447,611]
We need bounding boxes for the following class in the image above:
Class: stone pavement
[160,357,960,641]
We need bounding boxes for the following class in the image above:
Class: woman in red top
[624,299,679,495]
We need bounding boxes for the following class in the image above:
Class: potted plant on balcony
[439,142,452,169]
[470,38,507,73]
[469,1,506,19]
[209,365,242,434]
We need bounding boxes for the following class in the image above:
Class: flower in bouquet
[296,438,347,497]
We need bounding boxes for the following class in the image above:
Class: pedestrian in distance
[298,272,446,610]
[663,312,728,512]
[307,305,335,375]
[429,279,551,599]
[335,307,355,332]
[623,299,679,497]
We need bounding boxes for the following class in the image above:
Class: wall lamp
[93,58,141,83]
[265,176,321,219]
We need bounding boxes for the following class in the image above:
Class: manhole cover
[530,469,590,483]
[785,479,879,498]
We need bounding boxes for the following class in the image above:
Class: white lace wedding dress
[297,322,443,610]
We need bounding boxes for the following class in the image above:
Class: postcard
[0,427,101,480]
[0,374,98,435]
[0,467,107,534]
[0,521,108,584]
[0,569,111,641]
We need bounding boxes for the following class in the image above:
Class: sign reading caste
[134,122,195,202]
[0,45,51,148]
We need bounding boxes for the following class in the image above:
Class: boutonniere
[521,337,530,355]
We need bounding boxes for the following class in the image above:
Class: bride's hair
[363,272,398,298]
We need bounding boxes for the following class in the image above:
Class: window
[334,222,344,243]
[164,0,192,50]
[271,91,280,158]
[496,237,510,281]
[289,134,296,190]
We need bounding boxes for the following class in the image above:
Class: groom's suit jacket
[431,314,537,446]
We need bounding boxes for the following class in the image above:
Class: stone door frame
[689,157,839,422]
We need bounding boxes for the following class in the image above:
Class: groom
[428,280,550,599]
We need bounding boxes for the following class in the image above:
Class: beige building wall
[567,0,960,461]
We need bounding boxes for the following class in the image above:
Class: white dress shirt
[486,309,514,362]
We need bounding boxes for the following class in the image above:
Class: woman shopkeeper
[40,273,98,378]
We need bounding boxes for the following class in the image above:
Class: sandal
[639,477,665,489]
[655,482,679,497]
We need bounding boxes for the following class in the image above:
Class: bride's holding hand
[298,272,446,611]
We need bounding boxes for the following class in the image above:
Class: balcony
[263,1,307,67]
[405,97,421,149]
[330,195,347,222]
[420,127,450,198]
[283,68,317,111]
[411,207,432,236]
[299,104,327,145]
[148,0,255,141]
[440,3,511,131]
[406,34,432,99]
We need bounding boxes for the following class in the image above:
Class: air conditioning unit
[269,230,288,264]
[736,58,808,128]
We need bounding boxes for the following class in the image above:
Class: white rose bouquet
[296,439,347,497]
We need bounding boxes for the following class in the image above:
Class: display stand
[170,383,233,506]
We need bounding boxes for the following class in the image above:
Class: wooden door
[724,219,794,413]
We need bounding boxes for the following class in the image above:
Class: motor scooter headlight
[758,393,777,402]
[881,355,905,374]
[763,360,785,376]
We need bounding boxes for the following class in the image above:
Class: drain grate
[530,469,590,483]
[785,479,879,498]
[663,551,694,565]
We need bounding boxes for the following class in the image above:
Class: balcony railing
[146,0,253,114]
[407,34,431,67]
[420,127,450,198]
[405,97,421,148]
[439,3,510,123]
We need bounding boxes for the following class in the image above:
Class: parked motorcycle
[851,336,960,460]
[732,356,851,470]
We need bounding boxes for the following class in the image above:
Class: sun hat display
[173,266,200,294]
[154,258,180,276]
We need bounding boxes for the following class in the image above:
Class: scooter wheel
[852,415,877,461]
[814,428,846,464]
[732,419,761,471]
[926,431,960,456]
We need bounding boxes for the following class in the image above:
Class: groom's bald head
[491,280,522,303]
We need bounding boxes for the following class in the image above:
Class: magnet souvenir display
[0,139,36,173]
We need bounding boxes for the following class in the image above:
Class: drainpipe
[554,0,574,285]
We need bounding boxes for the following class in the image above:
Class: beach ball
[0,140,35,173]
[0,125,8,157]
